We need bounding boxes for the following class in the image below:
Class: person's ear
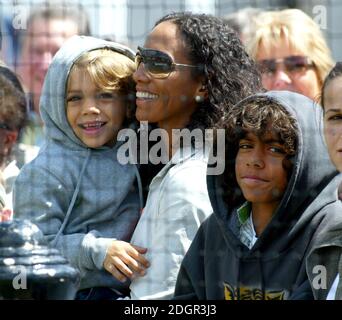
[3,130,18,155]
[194,82,208,103]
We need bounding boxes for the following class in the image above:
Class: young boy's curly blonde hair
[70,48,136,121]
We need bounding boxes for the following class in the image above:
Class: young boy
[13,36,149,299]
[174,91,342,300]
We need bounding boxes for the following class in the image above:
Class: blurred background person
[223,7,261,45]
[247,8,334,101]
[16,2,91,148]
[0,65,27,210]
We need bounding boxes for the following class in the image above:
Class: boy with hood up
[13,36,149,299]
[173,91,342,300]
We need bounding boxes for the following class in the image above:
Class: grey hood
[40,35,135,149]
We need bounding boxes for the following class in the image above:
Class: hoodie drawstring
[236,252,241,300]
[133,164,144,211]
[257,252,265,300]
[51,149,91,246]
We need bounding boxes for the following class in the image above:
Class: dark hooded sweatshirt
[306,185,342,299]
[173,91,342,300]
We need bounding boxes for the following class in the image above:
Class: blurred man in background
[16,3,91,147]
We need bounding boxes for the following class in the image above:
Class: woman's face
[257,40,321,101]
[323,76,342,172]
[133,20,203,131]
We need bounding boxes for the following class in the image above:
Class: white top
[327,274,339,300]
[129,145,213,300]
[3,160,20,209]
[236,202,258,249]
[241,213,258,249]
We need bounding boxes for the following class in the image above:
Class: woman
[247,8,334,101]
[109,12,262,300]
[306,62,342,300]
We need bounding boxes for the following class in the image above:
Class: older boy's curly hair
[155,12,262,131]
[221,96,298,205]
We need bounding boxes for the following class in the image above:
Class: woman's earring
[195,95,204,103]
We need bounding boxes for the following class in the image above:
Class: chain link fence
[1,0,341,64]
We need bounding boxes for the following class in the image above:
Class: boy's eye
[327,114,342,121]
[97,92,114,99]
[238,142,252,149]
[67,95,82,102]
[269,145,286,154]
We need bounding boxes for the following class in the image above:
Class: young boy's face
[66,67,127,148]
[235,130,289,207]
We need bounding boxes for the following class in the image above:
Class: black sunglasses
[135,46,199,79]
[258,55,314,76]
[0,123,10,130]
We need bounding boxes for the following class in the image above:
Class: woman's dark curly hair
[321,62,342,109]
[155,12,262,131]
[221,96,298,205]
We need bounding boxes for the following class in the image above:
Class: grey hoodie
[306,185,342,300]
[13,36,142,291]
[174,91,342,300]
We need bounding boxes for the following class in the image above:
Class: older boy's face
[323,76,342,172]
[66,67,127,148]
[235,131,289,207]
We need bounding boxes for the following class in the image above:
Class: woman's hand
[103,240,150,282]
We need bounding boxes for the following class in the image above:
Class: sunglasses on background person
[0,123,11,131]
[135,46,200,79]
[257,56,315,77]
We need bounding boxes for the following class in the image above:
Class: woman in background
[247,8,333,101]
